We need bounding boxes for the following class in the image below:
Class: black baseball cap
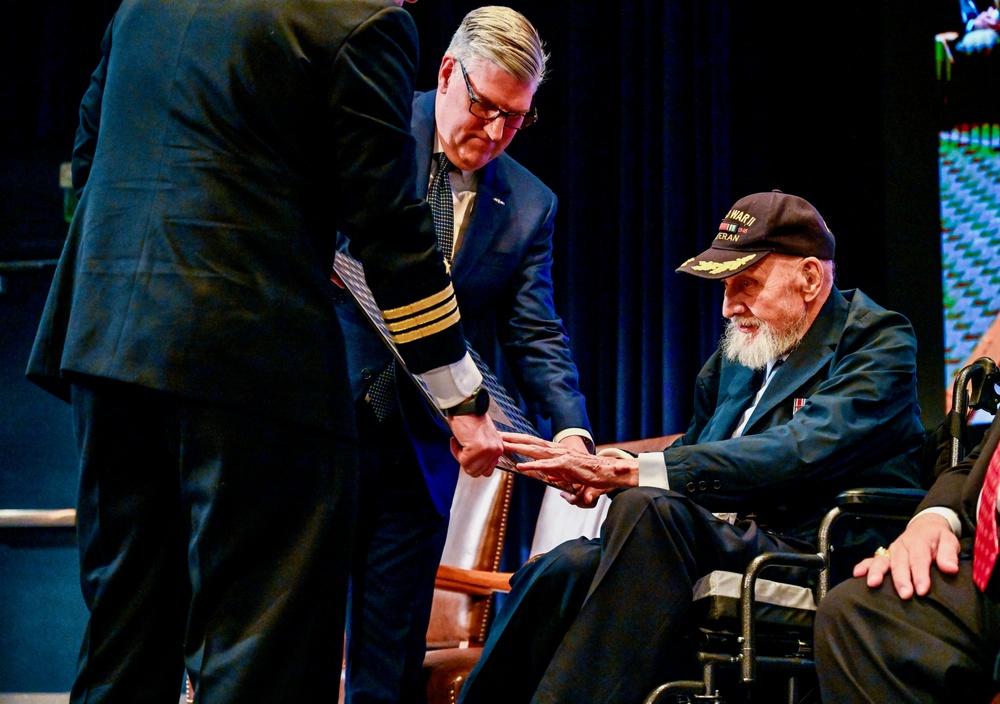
[676,190,835,280]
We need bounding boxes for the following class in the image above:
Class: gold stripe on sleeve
[381,284,456,321]
[390,309,462,345]
[385,298,458,334]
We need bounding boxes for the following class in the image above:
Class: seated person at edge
[456,190,926,704]
[814,411,1000,703]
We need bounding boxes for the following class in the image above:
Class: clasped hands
[500,432,639,508]
[448,424,639,508]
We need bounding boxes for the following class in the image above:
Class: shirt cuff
[910,507,962,538]
[637,452,670,490]
[553,428,595,453]
[416,352,483,409]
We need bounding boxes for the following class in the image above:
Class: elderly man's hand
[450,414,504,477]
[557,483,607,508]
[551,435,601,506]
[501,432,639,493]
[853,512,960,599]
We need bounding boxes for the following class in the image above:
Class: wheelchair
[643,356,1000,704]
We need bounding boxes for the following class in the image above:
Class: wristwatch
[442,386,491,417]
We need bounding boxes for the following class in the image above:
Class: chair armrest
[435,564,514,597]
[836,487,927,516]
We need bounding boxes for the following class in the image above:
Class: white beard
[721,310,807,371]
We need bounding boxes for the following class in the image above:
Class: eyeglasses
[457,60,538,131]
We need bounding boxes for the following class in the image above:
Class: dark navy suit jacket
[27,0,467,431]
[664,287,925,545]
[335,91,591,513]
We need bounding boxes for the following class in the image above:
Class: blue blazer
[336,91,591,513]
[664,287,925,544]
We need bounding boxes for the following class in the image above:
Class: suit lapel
[410,91,511,286]
[700,366,761,441]
[451,157,511,283]
[743,288,847,432]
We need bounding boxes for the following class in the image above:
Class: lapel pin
[493,197,505,206]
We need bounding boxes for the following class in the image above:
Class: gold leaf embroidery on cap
[690,253,758,275]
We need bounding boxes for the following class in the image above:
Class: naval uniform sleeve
[327,5,469,388]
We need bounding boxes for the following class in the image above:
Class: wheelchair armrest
[816,487,927,603]
[836,487,927,516]
[739,551,825,684]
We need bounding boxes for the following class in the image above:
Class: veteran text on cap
[676,191,836,280]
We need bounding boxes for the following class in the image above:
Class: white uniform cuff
[417,352,483,409]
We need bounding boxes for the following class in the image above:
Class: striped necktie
[366,153,456,422]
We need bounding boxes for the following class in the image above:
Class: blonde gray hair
[446,6,548,85]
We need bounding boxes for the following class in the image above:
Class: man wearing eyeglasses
[333,6,593,703]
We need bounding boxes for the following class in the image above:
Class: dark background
[0,0,954,693]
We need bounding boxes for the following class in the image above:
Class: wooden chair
[422,468,517,704]
[335,467,515,704]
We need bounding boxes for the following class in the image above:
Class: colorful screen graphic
[939,124,1000,394]
[936,12,1000,414]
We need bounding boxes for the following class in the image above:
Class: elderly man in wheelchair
[454,191,926,704]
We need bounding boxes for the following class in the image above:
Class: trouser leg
[345,406,449,704]
[457,537,602,704]
[815,560,1000,704]
[70,381,189,704]
[181,394,356,703]
[532,488,803,704]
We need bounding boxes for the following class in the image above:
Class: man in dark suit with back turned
[25,1,503,702]
[334,7,592,703]
[815,412,1000,702]
[458,191,925,704]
